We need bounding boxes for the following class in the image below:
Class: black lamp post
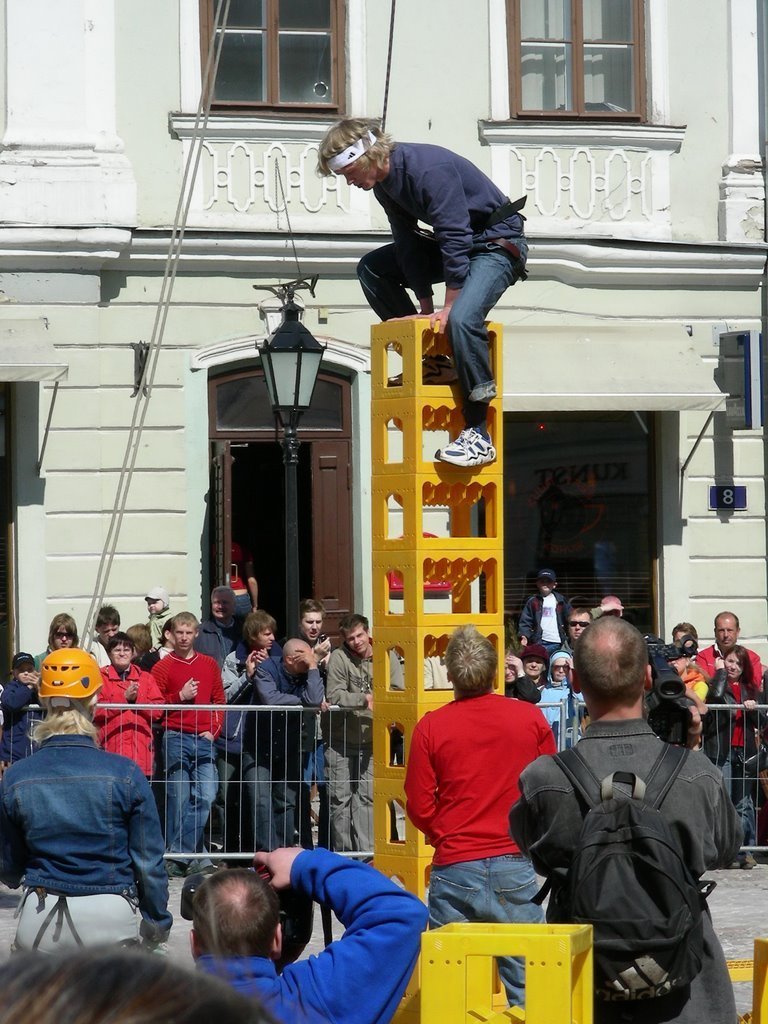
[259,292,325,639]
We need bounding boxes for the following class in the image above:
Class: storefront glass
[504,412,654,633]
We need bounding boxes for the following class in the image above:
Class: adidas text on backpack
[549,743,715,1003]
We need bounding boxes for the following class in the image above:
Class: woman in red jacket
[95,632,165,777]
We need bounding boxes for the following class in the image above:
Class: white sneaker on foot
[435,427,496,467]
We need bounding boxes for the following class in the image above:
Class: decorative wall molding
[0,0,136,227]
[479,122,685,240]
[118,231,766,289]
[167,123,371,230]
[191,333,370,376]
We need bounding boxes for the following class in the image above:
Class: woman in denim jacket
[0,648,172,952]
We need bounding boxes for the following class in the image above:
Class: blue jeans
[724,749,756,852]
[428,855,544,1008]
[163,730,218,867]
[357,236,527,426]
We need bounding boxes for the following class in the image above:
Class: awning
[503,325,725,412]
[0,320,68,381]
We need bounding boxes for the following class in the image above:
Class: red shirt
[697,644,763,684]
[94,665,165,776]
[405,691,556,866]
[151,651,225,738]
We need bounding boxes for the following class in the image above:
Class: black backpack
[549,743,715,1003]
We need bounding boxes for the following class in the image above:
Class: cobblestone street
[0,862,762,1016]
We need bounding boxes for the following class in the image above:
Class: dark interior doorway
[229,442,313,638]
[208,366,354,642]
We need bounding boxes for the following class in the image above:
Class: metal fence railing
[4,700,764,860]
[542,698,768,855]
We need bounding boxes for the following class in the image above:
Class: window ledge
[479,120,686,152]
[169,113,337,143]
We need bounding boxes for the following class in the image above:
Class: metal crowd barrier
[4,700,765,861]
[92,702,373,862]
[541,698,768,856]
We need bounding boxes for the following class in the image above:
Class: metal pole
[282,418,301,639]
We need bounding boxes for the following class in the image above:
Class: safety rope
[381,0,397,131]
[274,160,303,280]
[81,0,232,645]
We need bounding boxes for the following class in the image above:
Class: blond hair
[444,625,497,696]
[317,118,394,177]
[33,697,99,745]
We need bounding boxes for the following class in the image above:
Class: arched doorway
[208,367,353,638]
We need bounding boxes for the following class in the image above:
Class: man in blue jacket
[192,846,427,1024]
[318,118,528,469]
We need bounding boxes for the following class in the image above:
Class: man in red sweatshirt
[152,612,225,877]
[405,624,555,1011]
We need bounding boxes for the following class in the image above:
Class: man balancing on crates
[318,119,528,468]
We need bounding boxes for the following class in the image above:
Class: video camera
[643,634,694,746]
[180,865,314,971]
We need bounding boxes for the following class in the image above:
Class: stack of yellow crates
[369,318,505,1021]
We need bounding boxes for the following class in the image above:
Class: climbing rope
[81,0,232,644]
[381,0,397,131]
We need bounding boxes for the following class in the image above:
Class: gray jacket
[510,719,742,1024]
[323,645,373,750]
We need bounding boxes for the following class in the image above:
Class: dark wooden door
[310,439,352,637]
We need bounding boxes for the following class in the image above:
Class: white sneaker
[435,428,496,467]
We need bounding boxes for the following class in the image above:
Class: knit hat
[145,586,170,610]
[521,643,550,666]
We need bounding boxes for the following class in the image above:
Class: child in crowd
[518,568,571,654]
[145,586,173,646]
[0,652,42,769]
[126,623,153,663]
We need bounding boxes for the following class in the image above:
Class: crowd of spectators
[3,574,767,872]
[0,573,764,1023]
[507,568,768,868]
[0,591,385,871]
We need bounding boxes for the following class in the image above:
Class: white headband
[328,131,377,172]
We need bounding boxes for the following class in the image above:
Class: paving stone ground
[0,863,761,1016]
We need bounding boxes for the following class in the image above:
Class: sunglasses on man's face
[568,621,589,629]
[55,632,73,639]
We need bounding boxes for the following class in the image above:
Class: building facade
[0,0,766,665]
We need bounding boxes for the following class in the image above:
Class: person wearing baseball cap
[0,653,43,768]
[518,569,571,655]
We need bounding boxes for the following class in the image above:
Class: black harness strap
[485,195,527,229]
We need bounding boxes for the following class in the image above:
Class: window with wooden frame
[200,0,345,112]
[507,0,646,119]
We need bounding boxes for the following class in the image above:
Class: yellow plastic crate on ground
[421,923,594,1024]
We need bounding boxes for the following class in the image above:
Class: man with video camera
[188,846,427,1024]
[511,616,741,1024]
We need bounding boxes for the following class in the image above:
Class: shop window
[507,0,646,119]
[504,412,654,633]
[200,0,345,112]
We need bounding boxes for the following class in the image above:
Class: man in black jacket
[510,616,741,1024]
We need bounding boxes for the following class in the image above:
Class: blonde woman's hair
[317,118,394,177]
[33,696,99,745]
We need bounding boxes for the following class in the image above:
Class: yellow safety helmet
[40,648,103,701]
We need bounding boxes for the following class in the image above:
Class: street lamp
[259,285,325,639]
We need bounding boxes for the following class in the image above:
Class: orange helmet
[40,648,103,701]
